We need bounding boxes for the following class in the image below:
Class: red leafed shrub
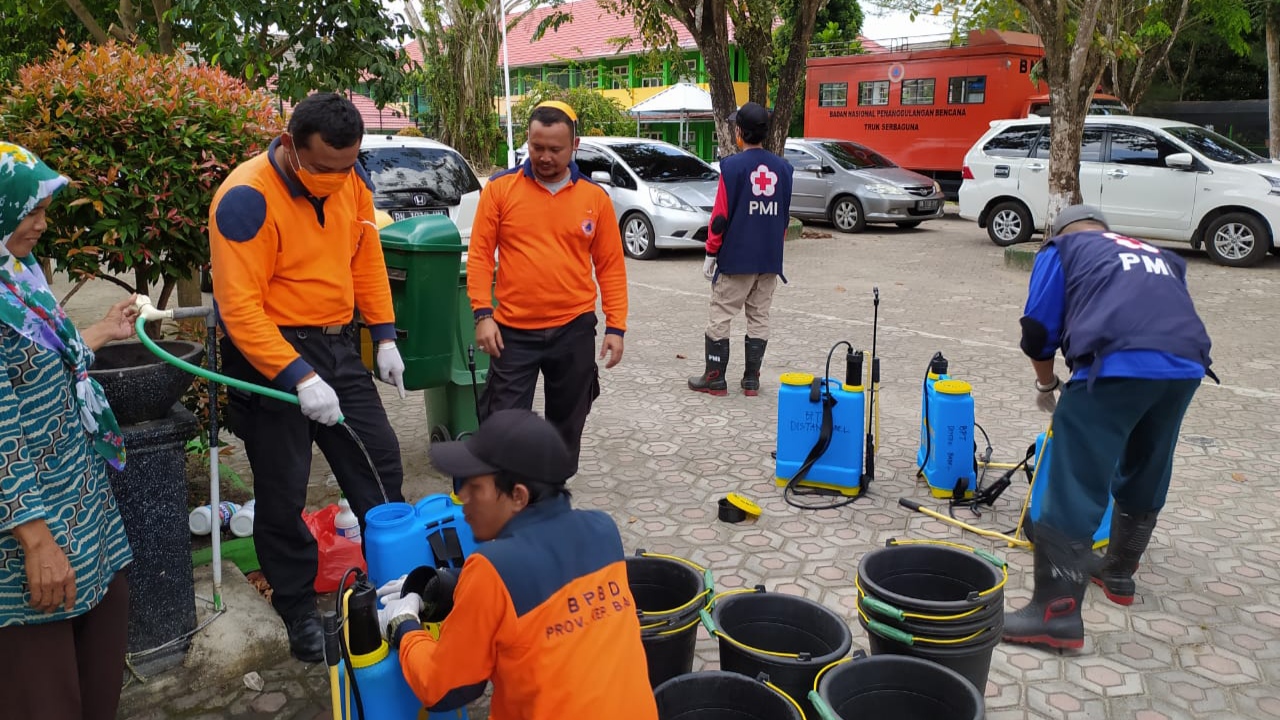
[2,40,282,304]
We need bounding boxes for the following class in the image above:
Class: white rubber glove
[702,255,717,281]
[378,592,423,642]
[1035,375,1062,414]
[376,574,408,604]
[376,342,407,399]
[296,375,342,426]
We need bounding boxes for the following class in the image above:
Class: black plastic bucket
[654,671,803,720]
[860,612,1001,694]
[811,651,985,720]
[858,590,1003,639]
[856,542,1005,617]
[627,553,710,689]
[710,590,852,720]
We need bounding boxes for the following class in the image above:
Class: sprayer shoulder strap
[794,381,836,483]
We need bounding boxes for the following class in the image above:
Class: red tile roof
[404,0,696,68]
[279,91,415,131]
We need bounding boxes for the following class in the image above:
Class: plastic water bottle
[229,499,256,538]
[335,497,361,544]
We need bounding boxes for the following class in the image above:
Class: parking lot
[110,207,1280,719]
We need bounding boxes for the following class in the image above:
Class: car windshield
[1164,126,1268,165]
[607,143,718,182]
[358,146,481,203]
[815,141,895,170]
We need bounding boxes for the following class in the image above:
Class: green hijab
[0,142,126,470]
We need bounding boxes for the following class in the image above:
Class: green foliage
[167,0,413,106]
[0,0,112,83]
[2,41,280,302]
[510,81,639,148]
[773,0,864,134]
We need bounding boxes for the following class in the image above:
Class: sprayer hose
[134,316,389,504]
[134,317,300,405]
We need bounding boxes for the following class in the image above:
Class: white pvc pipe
[500,0,516,169]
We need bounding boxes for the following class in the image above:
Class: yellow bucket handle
[699,587,806,660]
[634,551,714,621]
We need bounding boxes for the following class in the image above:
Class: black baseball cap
[728,102,770,134]
[429,409,575,488]
[1054,205,1109,236]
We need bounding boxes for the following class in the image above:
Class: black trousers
[222,327,403,620]
[479,312,600,469]
[0,573,129,720]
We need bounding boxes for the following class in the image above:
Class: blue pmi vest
[1046,230,1212,379]
[716,148,794,276]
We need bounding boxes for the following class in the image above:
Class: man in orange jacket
[377,409,656,720]
[470,102,628,471]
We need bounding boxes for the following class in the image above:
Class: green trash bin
[425,260,494,441]
[378,215,465,390]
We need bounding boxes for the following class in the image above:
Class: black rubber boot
[1091,509,1158,606]
[284,609,324,663]
[1004,526,1091,650]
[741,337,768,396]
[688,336,729,396]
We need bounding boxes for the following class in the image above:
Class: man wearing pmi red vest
[469,101,628,471]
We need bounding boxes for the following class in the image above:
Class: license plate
[390,209,448,221]
[916,199,940,211]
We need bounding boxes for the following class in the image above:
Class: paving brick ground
[100,209,1280,718]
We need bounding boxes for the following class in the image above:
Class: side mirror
[591,170,614,185]
[1165,152,1195,170]
[799,163,824,174]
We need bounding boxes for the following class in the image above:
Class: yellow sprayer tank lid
[780,372,815,386]
[934,379,973,395]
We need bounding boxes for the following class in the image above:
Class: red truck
[805,29,1127,195]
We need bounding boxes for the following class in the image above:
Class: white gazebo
[628,82,717,145]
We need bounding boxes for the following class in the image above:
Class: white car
[958,115,1280,267]
[358,134,481,243]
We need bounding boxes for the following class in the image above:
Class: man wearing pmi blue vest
[689,102,793,397]
[1006,205,1215,650]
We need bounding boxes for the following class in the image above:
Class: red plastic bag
[303,505,366,593]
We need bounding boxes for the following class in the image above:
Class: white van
[958,115,1280,267]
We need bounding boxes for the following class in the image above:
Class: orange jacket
[209,138,396,388]
[396,496,656,720]
[467,162,628,334]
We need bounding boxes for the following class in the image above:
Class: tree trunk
[1023,0,1106,234]
[766,0,824,153]
[175,275,205,335]
[696,2,739,159]
[1269,11,1280,159]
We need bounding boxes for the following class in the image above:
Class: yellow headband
[534,100,578,122]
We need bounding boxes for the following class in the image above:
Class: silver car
[573,138,718,259]
[784,138,945,232]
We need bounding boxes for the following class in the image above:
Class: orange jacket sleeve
[466,181,501,321]
[351,182,396,339]
[589,192,628,334]
[397,556,510,711]
[209,187,310,386]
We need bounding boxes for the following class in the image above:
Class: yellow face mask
[289,146,350,198]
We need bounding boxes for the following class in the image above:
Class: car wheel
[622,213,659,260]
[987,201,1033,246]
[895,221,923,229]
[1204,212,1271,267]
[830,196,866,233]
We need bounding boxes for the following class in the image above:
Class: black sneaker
[284,611,324,663]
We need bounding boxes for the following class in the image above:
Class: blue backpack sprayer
[901,350,1113,549]
[132,297,472,720]
[774,288,882,510]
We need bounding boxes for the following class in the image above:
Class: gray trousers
[706,273,778,341]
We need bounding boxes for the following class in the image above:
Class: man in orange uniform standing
[209,93,406,662]
[378,409,657,719]
[470,102,628,470]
